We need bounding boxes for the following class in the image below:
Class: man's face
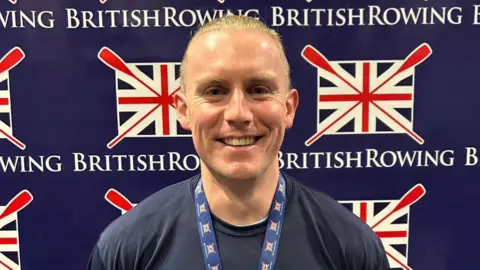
[175,29,298,181]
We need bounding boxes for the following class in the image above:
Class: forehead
[183,29,286,85]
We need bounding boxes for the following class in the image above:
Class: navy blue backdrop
[0,0,478,269]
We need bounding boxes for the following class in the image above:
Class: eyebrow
[246,75,278,86]
[195,74,279,91]
[194,77,226,93]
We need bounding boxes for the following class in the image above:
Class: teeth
[223,137,256,146]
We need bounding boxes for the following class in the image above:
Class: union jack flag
[339,184,426,270]
[0,207,21,270]
[0,75,12,140]
[302,44,432,146]
[0,47,25,150]
[98,47,190,149]
[0,190,33,270]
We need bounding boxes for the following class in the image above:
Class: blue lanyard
[194,175,287,270]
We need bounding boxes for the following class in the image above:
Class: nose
[224,89,253,127]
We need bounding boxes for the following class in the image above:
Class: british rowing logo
[0,47,26,151]
[105,189,136,215]
[0,190,33,270]
[339,184,426,270]
[98,47,190,149]
[302,43,432,146]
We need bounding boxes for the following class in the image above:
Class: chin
[215,163,263,181]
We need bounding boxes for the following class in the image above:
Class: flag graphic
[0,190,33,270]
[0,47,26,150]
[105,189,136,215]
[302,43,432,147]
[98,47,190,149]
[339,184,426,270]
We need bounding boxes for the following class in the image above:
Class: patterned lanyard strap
[194,175,287,270]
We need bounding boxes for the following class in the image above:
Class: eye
[205,88,226,96]
[249,86,269,95]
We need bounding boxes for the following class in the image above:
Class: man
[87,15,390,270]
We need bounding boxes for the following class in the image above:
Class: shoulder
[88,174,199,269]
[102,175,196,236]
[286,172,369,234]
[283,172,390,269]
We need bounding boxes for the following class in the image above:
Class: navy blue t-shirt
[87,171,390,269]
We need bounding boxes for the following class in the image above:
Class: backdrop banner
[0,0,478,269]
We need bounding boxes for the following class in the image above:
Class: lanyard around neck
[194,175,287,270]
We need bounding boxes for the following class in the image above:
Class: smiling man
[87,15,390,270]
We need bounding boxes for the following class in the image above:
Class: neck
[200,163,279,226]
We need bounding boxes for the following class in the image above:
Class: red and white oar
[302,45,362,94]
[98,47,159,97]
[0,47,26,150]
[371,184,426,230]
[0,190,33,221]
[98,47,163,149]
[99,0,107,4]
[386,250,413,270]
[301,44,364,146]
[371,101,424,145]
[371,43,432,94]
[304,102,361,146]
[8,0,16,4]
[372,184,425,270]
[106,103,160,149]
[105,189,134,214]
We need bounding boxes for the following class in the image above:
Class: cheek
[189,106,220,134]
[256,103,286,128]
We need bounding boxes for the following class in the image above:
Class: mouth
[216,136,263,147]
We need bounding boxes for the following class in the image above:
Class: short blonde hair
[180,15,291,93]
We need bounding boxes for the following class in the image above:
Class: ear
[285,89,299,129]
[174,90,192,131]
